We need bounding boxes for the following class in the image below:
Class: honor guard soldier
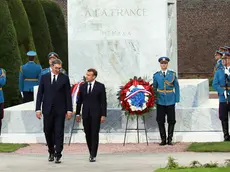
[212,52,230,141]
[0,68,6,135]
[153,57,180,146]
[19,51,42,103]
[214,50,224,71]
[39,52,66,80]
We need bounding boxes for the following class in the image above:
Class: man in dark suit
[76,68,107,162]
[36,59,72,163]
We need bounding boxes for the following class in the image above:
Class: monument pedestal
[1,79,223,143]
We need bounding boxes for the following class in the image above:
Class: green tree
[22,0,53,68]
[0,0,22,107]
[7,0,38,64]
[40,0,68,71]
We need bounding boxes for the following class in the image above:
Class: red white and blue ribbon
[72,80,84,104]
[124,89,152,101]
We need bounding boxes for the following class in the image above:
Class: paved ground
[14,143,190,154]
[1,152,230,172]
[0,144,230,172]
[209,92,218,99]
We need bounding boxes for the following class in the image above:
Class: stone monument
[68,0,178,107]
[1,0,223,143]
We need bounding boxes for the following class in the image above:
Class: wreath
[117,76,156,116]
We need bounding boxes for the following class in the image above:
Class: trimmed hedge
[41,0,68,71]
[7,0,38,64]
[0,0,22,107]
[22,0,53,68]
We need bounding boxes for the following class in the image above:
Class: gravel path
[14,143,190,154]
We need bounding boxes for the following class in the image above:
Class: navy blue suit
[36,72,72,157]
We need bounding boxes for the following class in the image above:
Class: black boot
[0,119,2,136]
[221,121,230,141]
[158,123,167,146]
[167,123,175,145]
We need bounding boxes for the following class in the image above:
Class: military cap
[224,46,230,50]
[26,51,37,56]
[48,52,59,59]
[219,47,228,51]
[158,57,170,63]
[215,50,223,56]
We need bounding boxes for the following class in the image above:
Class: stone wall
[55,0,230,75]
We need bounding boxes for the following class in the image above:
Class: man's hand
[101,116,106,123]
[76,115,81,123]
[36,111,42,119]
[66,111,72,120]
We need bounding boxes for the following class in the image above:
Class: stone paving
[1,143,230,172]
[1,152,230,172]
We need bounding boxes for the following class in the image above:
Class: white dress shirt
[87,80,95,93]
[161,69,168,76]
[51,71,58,84]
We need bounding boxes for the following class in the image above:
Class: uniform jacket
[0,68,6,103]
[153,70,180,106]
[212,67,230,102]
[19,61,42,92]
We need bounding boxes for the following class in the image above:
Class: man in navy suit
[76,68,107,162]
[36,59,72,163]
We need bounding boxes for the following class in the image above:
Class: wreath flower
[117,76,156,116]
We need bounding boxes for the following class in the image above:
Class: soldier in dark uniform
[0,68,6,135]
[214,50,224,72]
[212,52,230,141]
[39,52,66,80]
[19,51,42,103]
[153,57,180,146]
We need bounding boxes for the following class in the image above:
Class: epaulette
[0,68,6,77]
[61,68,66,74]
[154,71,160,75]
[168,69,176,75]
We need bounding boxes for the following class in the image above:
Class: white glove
[225,68,230,76]
[21,92,23,98]
[224,91,228,99]
[175,103,178,109]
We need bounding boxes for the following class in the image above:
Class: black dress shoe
[159,141,167,146]
[89,156,96,162]
[48,153,55,162]
[55,157,61,164]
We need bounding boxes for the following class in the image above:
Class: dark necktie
[52,75,56,84]
[88,83,92,94]
[163,72,166,77]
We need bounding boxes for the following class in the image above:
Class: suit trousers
[43,106,65,157]
[23,91,33,103]
[83,114,101,157]
[156,104,176,125]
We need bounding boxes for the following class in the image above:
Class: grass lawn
[209,86,215,92]
[155,167,230,172]
[0,143,29,153]
[187,142,230,152]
